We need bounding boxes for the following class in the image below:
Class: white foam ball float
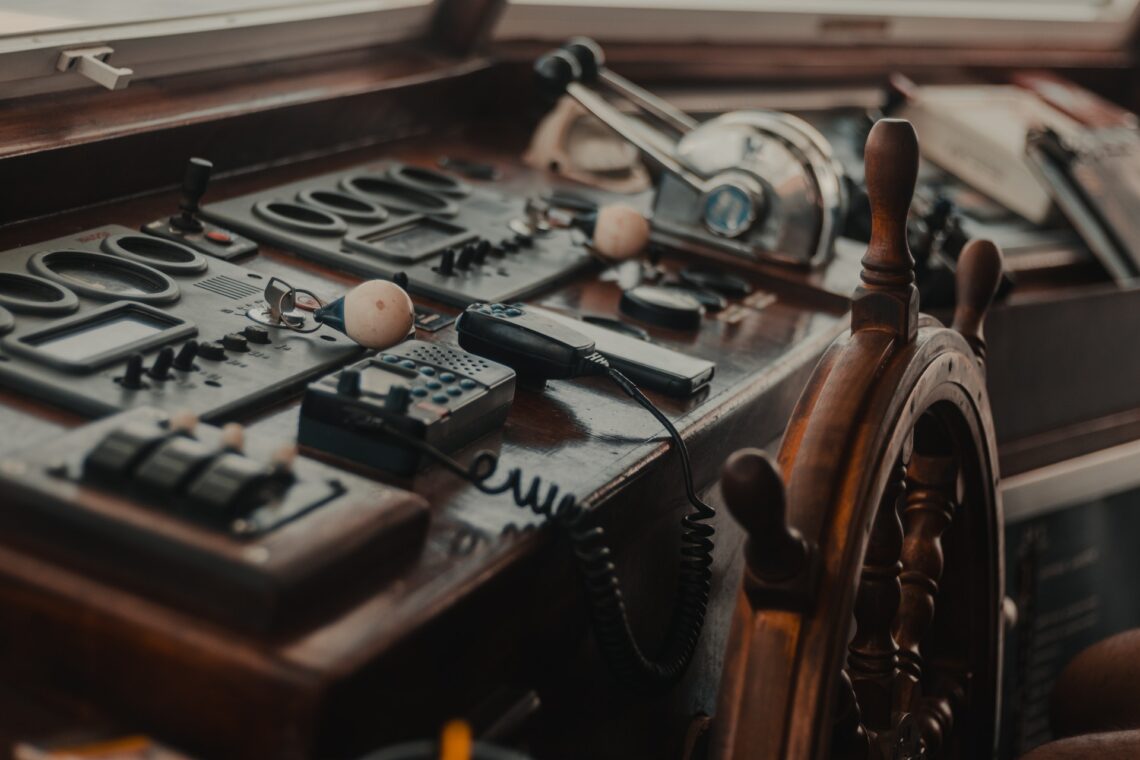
[316,280,415,350]
[592,204,651,260]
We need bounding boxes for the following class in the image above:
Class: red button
[205,230,233,245]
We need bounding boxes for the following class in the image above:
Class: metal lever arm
[561,37,698,135]
[535,49,707,194]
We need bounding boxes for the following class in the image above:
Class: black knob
[473,240,490,265]
[534,49,582,103]
[457,244,475,270]
[198,341,226,361]
[173,157,213,232]
[561,37,604,82]
[173,340,199,371]
[147,347,175,380]
[500,238,519,253]
[337,368,361,397]
[436,248,456,275]
[243,325,271,344]
[392,271,409,290]
[385,385,411,414]
[515,232,534,248]
[120,354,146,390]
[221,333,249,352]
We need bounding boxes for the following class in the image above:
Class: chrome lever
[535,49,706,194]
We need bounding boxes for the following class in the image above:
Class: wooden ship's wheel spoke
[709,117,1006,760]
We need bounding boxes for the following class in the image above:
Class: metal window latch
[56,46,133,91]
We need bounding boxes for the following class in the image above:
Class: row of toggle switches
[117,325,273,389]
[432,233,534,276]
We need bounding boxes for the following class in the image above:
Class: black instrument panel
[201,161,596,307]
[0,225,363,420]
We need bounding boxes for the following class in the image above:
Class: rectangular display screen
[27,311,173,363]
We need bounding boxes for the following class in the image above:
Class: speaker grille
[194,275,260,300]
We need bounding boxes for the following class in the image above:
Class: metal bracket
[56,46,133,91]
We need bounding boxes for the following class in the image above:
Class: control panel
[201,161,596,307]
[0,225,362,420]
[0,407,429,632]
[300,339,516,475]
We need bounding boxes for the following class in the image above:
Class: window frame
[495,0,1140,50]
[0,0,439,100]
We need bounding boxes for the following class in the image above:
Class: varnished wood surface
[0,122,847,758]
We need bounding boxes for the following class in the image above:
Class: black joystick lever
[141,157,258,261]
[171,158,213,233]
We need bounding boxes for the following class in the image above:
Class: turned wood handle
[861,118,920,290]
[951,238,1004,360]
[721,448,806,582]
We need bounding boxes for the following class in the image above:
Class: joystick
[142,157,258,261]
[172,158,212,233]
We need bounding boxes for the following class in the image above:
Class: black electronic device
[0,225,362,419]
[299,340,516,476]
[200,161,595,307]
[455,301,600,381]
[0,407,429,632]
[529,306,715,397]
[143,157,259,260]
[619,285,706,331]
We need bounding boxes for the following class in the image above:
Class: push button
[243,325,271,344]
[198,341,226,361]
[222,333,249,352]
[205,230,233,246]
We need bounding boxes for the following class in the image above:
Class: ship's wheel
[709,119,1006,760]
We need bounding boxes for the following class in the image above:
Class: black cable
[359,361,715,690]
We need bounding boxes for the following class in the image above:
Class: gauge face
[29,250,180,304]
[703,184,755,238]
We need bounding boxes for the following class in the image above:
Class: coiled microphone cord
[357,363,715,690]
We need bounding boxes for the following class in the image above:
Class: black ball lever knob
[534,49,582,103]
[561,37,604,82]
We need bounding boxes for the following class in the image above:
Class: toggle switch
[473,240,490,265]
[119,354,146,390]
[147,347,175,381]
[173,340,199,371]
[436,248,456,276]
[457,245,475,270]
